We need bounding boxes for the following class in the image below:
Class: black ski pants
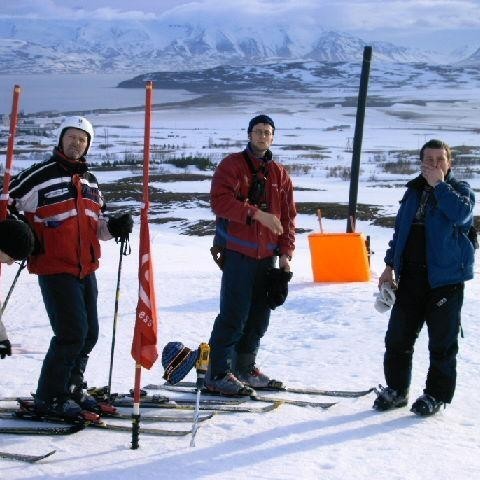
[384,267,463,403]
[36,273,99,403]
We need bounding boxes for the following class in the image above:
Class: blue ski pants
[209,250,274,377]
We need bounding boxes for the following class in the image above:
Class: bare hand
[253,210,284,236]
[279,254,291,272]
[421,164,444,187]
[378,266,395,290]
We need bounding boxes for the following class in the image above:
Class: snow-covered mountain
[458,47,480,65]
[0,18,467,74]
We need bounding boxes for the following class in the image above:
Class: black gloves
[0,339,11,359]
[107,212,133,242]
[210,245,225,270]
[266,268,293,310]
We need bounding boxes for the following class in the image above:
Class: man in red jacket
[206,114,296,395]
[8,116,133,419]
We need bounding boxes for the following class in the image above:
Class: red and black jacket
[8,149,108,278]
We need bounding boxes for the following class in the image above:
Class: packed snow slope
[0,212,479,479]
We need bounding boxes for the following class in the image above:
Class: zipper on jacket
[73,174,86,278]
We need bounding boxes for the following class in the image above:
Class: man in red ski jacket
[8,116,133,419]
[206,114,296,395]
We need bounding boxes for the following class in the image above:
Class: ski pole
[106,237,129,399]
[190,342,210,447]
[1,85,21,283]
[1,85,21,222]
[0,260,26,319]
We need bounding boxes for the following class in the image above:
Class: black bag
[266,268,293,310]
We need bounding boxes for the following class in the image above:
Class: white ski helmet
[58,116,95,155]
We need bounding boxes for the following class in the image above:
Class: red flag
[131,81,158,369]
[131,211,158,369]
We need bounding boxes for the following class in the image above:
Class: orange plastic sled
[308,232,371,282]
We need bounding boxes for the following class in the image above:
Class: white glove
[374,282,396,313]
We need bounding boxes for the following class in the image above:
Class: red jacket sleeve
[210,154,259,224]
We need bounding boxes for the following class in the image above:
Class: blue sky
[2,0,480,51]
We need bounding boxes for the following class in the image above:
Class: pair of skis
[0,398,193,437]
[146,381,375,398]
[143,381,375,408]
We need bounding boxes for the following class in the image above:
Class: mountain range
[0,18,479,74]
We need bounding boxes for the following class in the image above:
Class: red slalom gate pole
[1,85,21,221]
[0,85,21,283]
[131,80,154,450]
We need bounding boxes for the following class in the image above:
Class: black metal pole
[347,46,372,233]
[0,260,26,318]
[106,239,126,398]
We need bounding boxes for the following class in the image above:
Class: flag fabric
[131,81,158,369]
[131,208,158,369]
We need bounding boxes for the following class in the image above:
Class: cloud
[2,0,480,32]
[160,0,480,32]
[331,0,480,31]
[0,0,166,20]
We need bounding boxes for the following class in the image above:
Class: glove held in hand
[210,245,225,270]
[266,268,293,310]
[374,282,396,313]
[107,212,133,241]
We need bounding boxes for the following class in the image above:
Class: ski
[153,384,336,409]
[87,422,190,436]
[1,413,190,437]
[111,394,246,408]
[145,381,375,398]
[0,424,83,435]
[252,395,335,408]
[0,417,189,437]
[0,449,56,463]
[0,409,213,424]
[110,398,282,413]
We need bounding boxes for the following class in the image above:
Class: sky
[1,0,480,51]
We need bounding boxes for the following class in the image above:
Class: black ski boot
[373,385,408,411]
[411,394,445,416]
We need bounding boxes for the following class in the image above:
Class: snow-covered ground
[1,69,479,478]
[0,215,479,479]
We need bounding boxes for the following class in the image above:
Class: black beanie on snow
[0,220,35,260]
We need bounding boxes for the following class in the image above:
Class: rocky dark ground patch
[100,172,479,235]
